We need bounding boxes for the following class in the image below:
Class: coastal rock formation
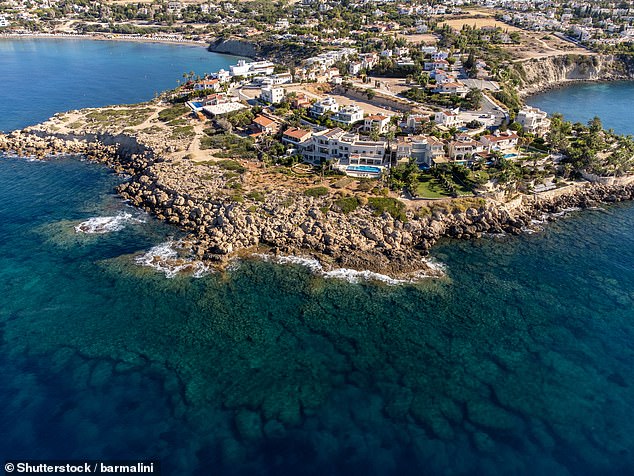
[3,127,634,279]
[208,38,258,58]
[516,54,634,97]
[207,36,320,65]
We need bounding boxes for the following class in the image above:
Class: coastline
[516,53,634,98]
[0,31,209,48]
[3,114,634,281]
[1,42,634,280]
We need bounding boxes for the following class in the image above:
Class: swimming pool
[191,101,204,109]
[347,165,382,174]
[503,153,517,159]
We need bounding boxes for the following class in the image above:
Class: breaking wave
[256,254,445,285]
[74,212,145,234]
[135,240,211,278]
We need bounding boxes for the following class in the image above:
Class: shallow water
[1,155,633,475]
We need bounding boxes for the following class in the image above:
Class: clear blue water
[2,41,634,475]
[528,81,634,135]
[0,38,244,132]
[348,165,382,173]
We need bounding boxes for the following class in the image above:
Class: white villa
[449,140,484,161]
[310,97,340,117]
[333,104,364,125]
[364,114,391,134]
[229,60,275,78]
[298,128,388,168]
[260,87,285,104]
[396,136,445,166]
[480,131,520,151]
[516,106,550,136]
[434,109,464,128]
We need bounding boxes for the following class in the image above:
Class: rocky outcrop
[207,37,321,65]
[516,54,634,97]
[208,38,258,58]
[4,127,634,279]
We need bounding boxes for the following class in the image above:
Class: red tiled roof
[253,115,277,128]
[366,114,389,121]
[283,127,311,140]
[482,133,518,142]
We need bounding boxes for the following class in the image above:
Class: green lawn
[450,176,475,197]
[415,175,452,199]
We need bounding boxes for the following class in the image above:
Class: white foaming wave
[135,240,211,278]
[74,212,145,234]
[550,206,582,218]
[255,254,444,285]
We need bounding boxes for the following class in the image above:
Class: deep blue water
[0,38,243,131]
[529,81,634,135]
[1,41,634,475]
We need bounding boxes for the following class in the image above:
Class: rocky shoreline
[516,53,634,98]
[3,126,634,281]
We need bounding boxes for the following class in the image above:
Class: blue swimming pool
[191,101,203,109]
[503,153,517,159]
[347,165,382,174]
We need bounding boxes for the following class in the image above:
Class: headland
[3,97,634,280]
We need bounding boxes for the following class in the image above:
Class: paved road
[480,92,508,126]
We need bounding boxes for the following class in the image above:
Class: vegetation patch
[246,191,265,202]
[367,197,407,221]
[415,175,453,199]
[217,159,246,174]
[303,186,330,198]
[158,104,190,123]
[169,125,195,140]
[200,132,257,160]
[334,196,361,214]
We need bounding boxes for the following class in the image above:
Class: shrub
[246,191,265,202]
[217,160,246,174]
[367,197,407,221]
[158,104,189,123]
[334,196,361,214]
[304,186,330,198]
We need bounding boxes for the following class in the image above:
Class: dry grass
[397,33,439,44]
[439,17,522,32]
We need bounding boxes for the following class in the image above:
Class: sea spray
[254,253,445,285]
[75,212,145,234]
[135,240,211,278]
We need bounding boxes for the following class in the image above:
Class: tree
[465,88,483,110]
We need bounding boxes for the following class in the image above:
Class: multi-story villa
[310,97,340,117]
[516,106,550,136]
[397,136,446,166]
[229,60,275,78]
[435,109,464,128]
[448,139,485,161]
[480,131,520,152]
[298,128,387,168]
[260,87,285,104]
[333,104,364,125]
[364,114,391,134]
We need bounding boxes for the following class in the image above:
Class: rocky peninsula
[3,100,634,281]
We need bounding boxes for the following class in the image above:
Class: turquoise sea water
[2,41,634,475]
[528,81,634,135]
